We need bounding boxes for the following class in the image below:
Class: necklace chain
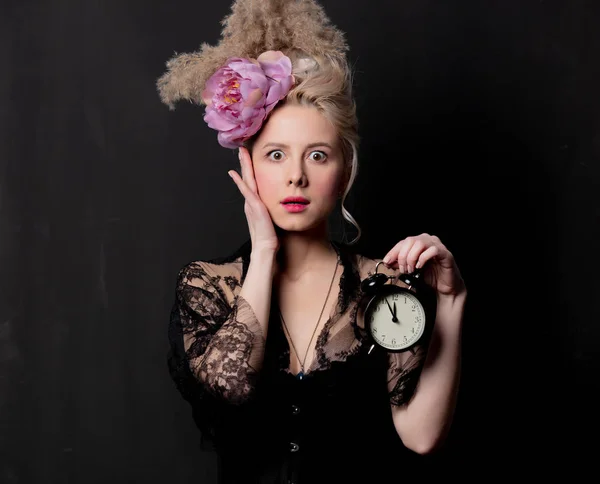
[278,253,340,379]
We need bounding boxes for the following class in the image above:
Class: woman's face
[250,104,346,233]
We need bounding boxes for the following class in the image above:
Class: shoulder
[176,239,251,297]
[178,258,244,289]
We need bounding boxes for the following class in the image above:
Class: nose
[287,158,308,187]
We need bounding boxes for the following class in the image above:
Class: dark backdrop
[1,0,597,482]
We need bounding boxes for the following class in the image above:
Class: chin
[274,219,318,232]
[272,214,323,233]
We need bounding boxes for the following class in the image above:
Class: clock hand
[385,298,398,322]
[391,301,404,324]
[384,298,394,315]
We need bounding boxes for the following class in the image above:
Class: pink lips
[281,196,310,213]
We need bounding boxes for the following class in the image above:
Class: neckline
[210,238,364,379]
[277,247,341,379]
[272,241,360,379]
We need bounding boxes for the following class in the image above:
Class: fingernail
[383,256,390,264]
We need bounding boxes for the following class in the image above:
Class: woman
[158,1,467,482]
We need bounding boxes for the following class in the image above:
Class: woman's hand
[228,147,280,254]
[382,233,466,298]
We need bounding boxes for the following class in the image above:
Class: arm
[382,233,467,454]
[172,247,277,404]
[170,145,279,408]
[389,290,466,454]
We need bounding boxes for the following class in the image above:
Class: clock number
[391,338,396,345]
[381,335,386,341]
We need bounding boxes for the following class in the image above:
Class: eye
[309,150,327,162]
[267,150,284,161]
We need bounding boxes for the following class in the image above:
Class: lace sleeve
[386,283,436,406]
[387,346,426,406]
[168,261,265,405]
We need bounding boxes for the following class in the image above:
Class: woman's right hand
[228,147,280,254]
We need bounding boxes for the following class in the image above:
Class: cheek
[254,168,279,202]
[313,171,343,200]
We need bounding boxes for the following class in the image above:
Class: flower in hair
[201,51,295,148]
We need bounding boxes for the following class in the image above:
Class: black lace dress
[167,239,436,483]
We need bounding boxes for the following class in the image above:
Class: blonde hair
[157,0,361,243]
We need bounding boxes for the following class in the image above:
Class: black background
[1,0,597,482]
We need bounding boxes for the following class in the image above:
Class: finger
[229,169,267,225]
[382,239,406,266]
[415,245,440,269]
[239,147,258,194]
[405,239,427,273]
[237,149,248,187]
[383,241,410,273]
[228,170,255,202]
[394,237,419,274]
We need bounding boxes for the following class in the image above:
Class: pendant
[296,371,304,380]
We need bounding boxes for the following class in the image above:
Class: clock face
[366,287,426,351]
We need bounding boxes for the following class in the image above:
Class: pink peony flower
[201,51,295,149]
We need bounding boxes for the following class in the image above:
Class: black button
[291,404,300,415]
[290,442,300,452]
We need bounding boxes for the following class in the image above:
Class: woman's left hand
[382,233,466,297]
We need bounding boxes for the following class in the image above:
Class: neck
[275,224,337,281]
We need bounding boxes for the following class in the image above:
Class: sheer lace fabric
[167,239,433,482]
[172,242,426,405]
[176,260,265,403]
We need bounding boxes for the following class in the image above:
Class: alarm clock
[361,261,427,354]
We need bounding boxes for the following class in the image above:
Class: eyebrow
[260,142,334,150]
